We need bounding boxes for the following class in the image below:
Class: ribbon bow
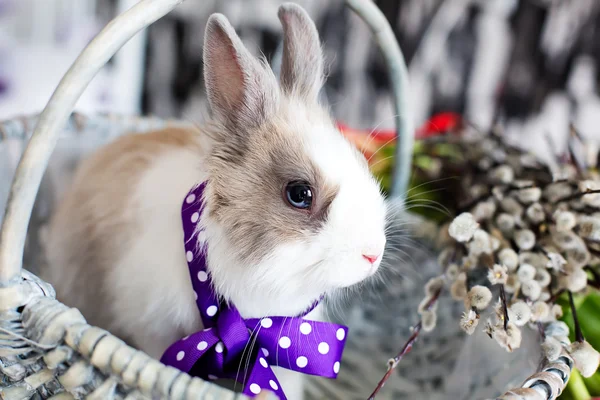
[160,182,348,399]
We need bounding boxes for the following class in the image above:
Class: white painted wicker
[0,0,576,399]
[0,115,265,399]
[0,0,409,397]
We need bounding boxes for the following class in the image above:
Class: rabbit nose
[362,253,380,264]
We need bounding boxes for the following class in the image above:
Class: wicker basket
[0,1,575,399]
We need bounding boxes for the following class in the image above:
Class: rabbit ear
[278,3,324,100]
[203,14,279,129]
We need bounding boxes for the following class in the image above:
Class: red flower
[415,112,461,139]
[337,112,462,150]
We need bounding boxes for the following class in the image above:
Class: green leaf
[431,142,464,159]
[583,372,600,396]
[559,291,600,399]
[562,369,592,400]
[577,293,600,350]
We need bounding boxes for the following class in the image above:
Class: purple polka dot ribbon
[160,182,348,399]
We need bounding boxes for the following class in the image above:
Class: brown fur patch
[206,115,339,264]
[204,15,280,131]
[43,127,202,330]
[199,7,338,265]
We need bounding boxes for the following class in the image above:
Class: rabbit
[41,3,387,399]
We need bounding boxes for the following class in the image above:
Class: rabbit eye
[284,181,313,210]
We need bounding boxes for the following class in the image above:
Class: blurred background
[1,1,600,399]
[2,0,600,161]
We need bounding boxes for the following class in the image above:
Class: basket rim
[0,0,413,294]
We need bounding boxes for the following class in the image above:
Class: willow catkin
[411,124,600,383]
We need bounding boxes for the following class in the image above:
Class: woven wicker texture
[0,0,576,398]
[0,270,259,399]
[0,115,275,399]
[0,115,571,400]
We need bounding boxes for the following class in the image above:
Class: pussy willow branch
[584,243,600,259]
[584,266,600,289]
[568,291,584,343]
[367,286,443,400]
[549,289,566,304]
[499,284,509,330]
[457,182,538,215]
[553,189,600,204]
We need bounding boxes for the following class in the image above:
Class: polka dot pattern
[206,305,218,317]
[279,336,291,349]
[250,384,261,394]
[296,356,308,368]
[300,322,312,335]
[160,183,349,400]
[318,342,330,354]
[215,342,224,353]
[260,318,273,328]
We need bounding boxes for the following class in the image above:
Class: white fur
[105,148,207,360]
[204,97,387,321]
[93,144,327,399]
[91,99,384,398]
[44,107,385,399]
[199,99,386,399]
[44,8,388,398]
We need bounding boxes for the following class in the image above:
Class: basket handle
[0,0,185,301]
[0,0,412,299]
[344,0,413,201]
